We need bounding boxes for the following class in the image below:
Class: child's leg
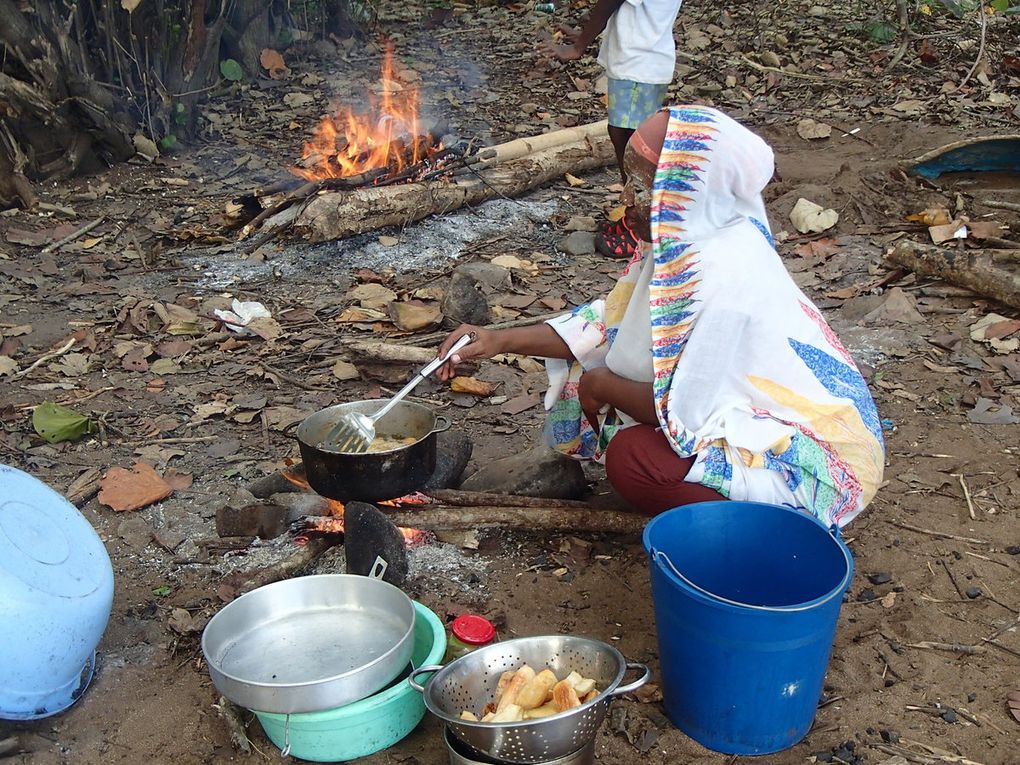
[605,424,727,515]
[607,126,633,184]
[606,79,670,182]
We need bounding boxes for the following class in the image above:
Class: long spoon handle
[371,332,475,423]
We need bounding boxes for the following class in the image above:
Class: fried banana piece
[481,701,497,716]
[460,710,479,721]
[481,712,496,722]
[490,703,524,723]
[496,665,536,712]
[572,676,596,696]
[580,689,599,703]
[494,670,514,702]
[523,701,560,719]
[516,668,558,710]
[552,678,581,711]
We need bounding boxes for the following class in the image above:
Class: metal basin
[202,566,415,714]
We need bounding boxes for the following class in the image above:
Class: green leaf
[220,59,244,81]
[864,21,898,44]
[158,134,178,151]
[989,0,1008,9]
[152,585,172,597]
[32,402,97,443]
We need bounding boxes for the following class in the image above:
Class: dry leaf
[501,392,540,415]
[378,235,400,246]
[163,469,194,490]
[98,462,174,512]
[968,398,1019,425]
[606,204,626,222]
[490,255,539,275]
[259,48,290,79]
[906,206,951,226]
[388,300,443,332]
[348,283,397,309]
[929,220,968,244]
[1008,689,1020,724]
[0,356,20,376]
[970,313,1020,354]
[451,376,496,396]
[564,173,586,187]
[336,306,388,323]
[246,316,283,341]
[880,591,897,608]
[793,238,840,260]
[332,359,360,380]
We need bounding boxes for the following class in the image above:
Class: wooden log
[224,535,337,598]
[426,489,600,510]
[384,505,647,535]
[342,340,436,365]
[477,121,608,166]
[264,133,614,243]
[887,240,1020,310]
[217,696,252,756]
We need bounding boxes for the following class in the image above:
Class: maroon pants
[604,424,727,516]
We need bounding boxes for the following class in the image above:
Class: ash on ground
[409,541,489,591]
[191,197,559,290]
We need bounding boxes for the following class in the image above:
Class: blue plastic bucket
[642,501,853,755]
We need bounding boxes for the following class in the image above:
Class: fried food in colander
[459,665,601,723]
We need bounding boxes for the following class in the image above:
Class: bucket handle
[368,556,388,580]
[609,662,652,698]
[652,537,852,613]
[409,664,444,693]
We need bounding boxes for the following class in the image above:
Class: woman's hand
[578,367,612,432]
[578,367,657,429]
[538,39,583,62]
[436,325,502,381]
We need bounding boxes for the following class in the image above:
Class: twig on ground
[954,473,976,520]
[981,199,1020,214]
[886,520,992,545]
[907,641,985,654]
[13,337,77,378]
[940,558,967,599]
[39,216,105,255]
[959,0,988,90]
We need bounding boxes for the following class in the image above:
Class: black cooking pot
[295,400,450,501]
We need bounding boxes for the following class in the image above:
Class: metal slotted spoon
[321,332,474,453]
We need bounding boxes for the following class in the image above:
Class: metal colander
[409,636,650,764]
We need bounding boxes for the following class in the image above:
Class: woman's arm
[436,323,573,381]
[578,367,656,429]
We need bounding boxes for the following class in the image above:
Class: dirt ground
[2,1,1019,764]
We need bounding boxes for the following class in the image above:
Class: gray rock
[456,261,512,291]
[117,516,153,551]
[559,231,596,256]
[442,269,490,326]
[215,502,290,538]
[423,430,474,490]
[565,215,598,232]
[460,444,588,499]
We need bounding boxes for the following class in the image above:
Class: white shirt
[597,0,684,85]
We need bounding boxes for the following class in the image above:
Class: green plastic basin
[254,601,446,762]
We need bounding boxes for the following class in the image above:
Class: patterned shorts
[607,79,669,129]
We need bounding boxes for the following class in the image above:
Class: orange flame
[281,469,431,546]
[292,48,438,181]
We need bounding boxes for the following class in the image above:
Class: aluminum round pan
[202,571,416,714]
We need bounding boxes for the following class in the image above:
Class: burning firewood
[236,123,613,244]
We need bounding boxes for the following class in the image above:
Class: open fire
[292,48,443,182]
[282,468,431,546]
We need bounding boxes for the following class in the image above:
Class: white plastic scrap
[214,299,273,335]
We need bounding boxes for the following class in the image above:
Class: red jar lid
[451,614,496,645]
